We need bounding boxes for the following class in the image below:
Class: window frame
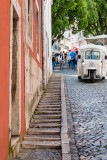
[85,50,100,60]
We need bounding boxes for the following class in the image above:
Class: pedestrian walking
[68,56,71,68]
[70,51,76,70]
[64,52,67,63]
[75,50,78,65]
[55,56,58,65]
[52,53,55,70]
[59,52,63,70]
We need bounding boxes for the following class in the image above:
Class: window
[36,0,40,59]
[55,45,57,49]
[28,0,33,40]
[85,51,100,60]
[58,46,61,51]
[68,33,71,38]
[78,32,82,41]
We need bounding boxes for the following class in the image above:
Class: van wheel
[102,77,105,79]
[78,76,81,79]
[90,71,94,83]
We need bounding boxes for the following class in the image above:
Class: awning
[85,35,107,45]
[68,47,78,52]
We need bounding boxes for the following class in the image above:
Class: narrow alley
[0,0,107,160]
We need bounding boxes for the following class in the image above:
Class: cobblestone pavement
[15,149,61,160]
[54,66,107,160]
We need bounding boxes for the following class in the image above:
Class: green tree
[52,0,88,40]
[52,0,107,40]
[84,0,107,36]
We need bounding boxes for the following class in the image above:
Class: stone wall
[25,49,43,129]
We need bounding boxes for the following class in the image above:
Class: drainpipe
[42,0,45,90]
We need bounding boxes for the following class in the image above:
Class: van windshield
[85,51,100,60]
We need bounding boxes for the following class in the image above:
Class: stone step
[24,135,61,141]
[47,84,61,86]
[44,92,61,97]
[47,84,60,86]
[39,102,61,105]
[44,95,61,97]
[47,87,61,89]
[39,104,61,107]
[48,82,61,84]
[45,90,61,92]
[49,82,60,83]
[45,92,61,95]
[43,98,61,100]
[42,97,61,99]
[49,82,61,84]
[47,85,61,86]
[27,128,60,135]
[22,140,61,149]
[41,99,61,102]
[38,108,61,111]
[47,89,61,90]
[40,100,61,102]
[21,75,62,151]
[50,82,60,83]
[48,79,60,80]
[46,91,61,93]
[46,90,61,91]
[39,104,61,106]
[47,86,61,88]
[39,101,61,103]
[50,81,61,82]
[30,123,61,128]
[40,101,61,104]
[43,96,61,99]
[38,104,61,108]
[35,111,61,115]
[46,85,61,87]
[33,114,61,119]
[49,81,61,85]
[31,119,61,123]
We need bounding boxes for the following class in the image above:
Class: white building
[52,40,61,53]
[60,30,87,52]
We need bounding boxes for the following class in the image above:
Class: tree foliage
[52,0,107,40]
[84,0,107,36]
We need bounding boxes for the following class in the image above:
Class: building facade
[0,0,52,159]
[60,30,87,52]
[42,0,53,87]
[52,40,61,54]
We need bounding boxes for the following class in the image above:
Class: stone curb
[61,74,71,160]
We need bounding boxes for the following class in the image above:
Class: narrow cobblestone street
[54,65,107,160]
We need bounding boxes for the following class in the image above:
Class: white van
[77,44,107,82]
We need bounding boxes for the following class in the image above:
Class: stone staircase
[22,74,61,150]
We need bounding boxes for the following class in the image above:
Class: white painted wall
[43,0,52,85]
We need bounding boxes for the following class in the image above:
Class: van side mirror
[78,55,81,59]
[105,55,107,59]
